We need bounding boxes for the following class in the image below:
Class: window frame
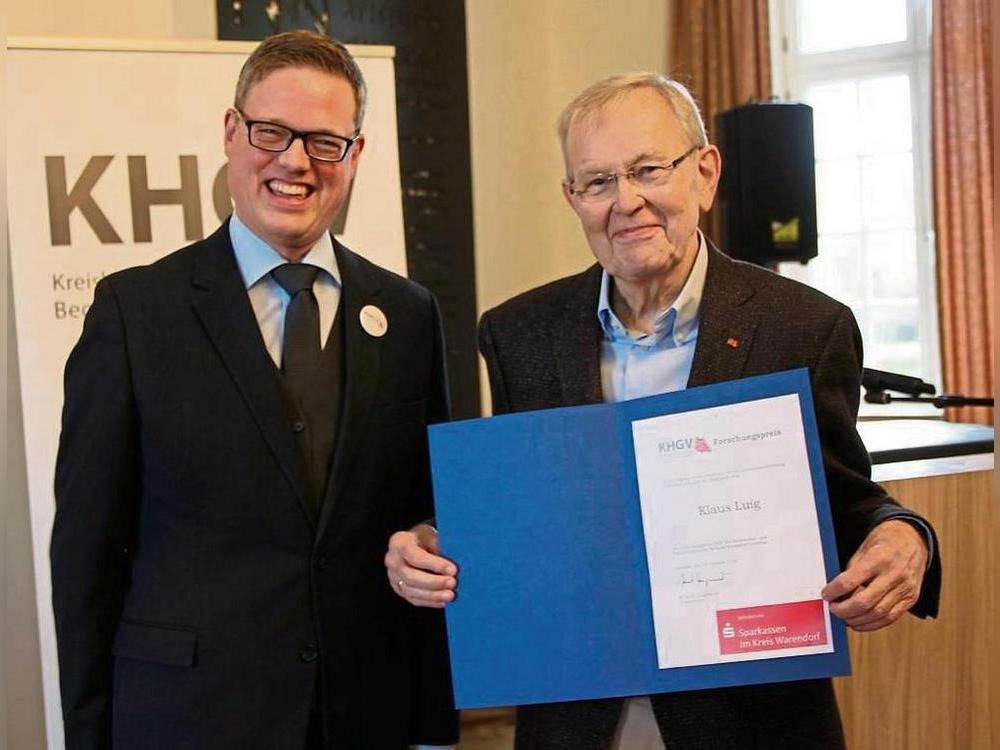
[770,0,942,418]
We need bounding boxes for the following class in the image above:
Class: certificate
[430,369,848,709]
[632,394,833,669]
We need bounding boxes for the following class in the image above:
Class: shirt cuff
[880,514,935,571]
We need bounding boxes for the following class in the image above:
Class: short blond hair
[558,73,708,174]
[234,31,367,133]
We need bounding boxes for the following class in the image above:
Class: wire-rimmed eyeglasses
[567,145,701,202]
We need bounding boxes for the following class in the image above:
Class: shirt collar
[228,212,341,289]
[596,230,708,347]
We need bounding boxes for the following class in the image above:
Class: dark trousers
[305,708,324,750]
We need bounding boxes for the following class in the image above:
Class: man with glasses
[52,31,456,750]
[386,73,939,749]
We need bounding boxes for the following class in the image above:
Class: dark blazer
[478,245,941,750]
[51,221,457,750]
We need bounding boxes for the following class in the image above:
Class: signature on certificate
[678,566,731,593]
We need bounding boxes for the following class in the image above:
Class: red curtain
[671,0,772,129]
[932,0,994,424]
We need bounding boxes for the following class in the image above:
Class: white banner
[6,38,404,748]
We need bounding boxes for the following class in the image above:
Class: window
[772,0,941,415]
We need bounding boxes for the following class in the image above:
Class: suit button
[292,420,306,433]
[300,644,319,663]
[315,556,328,571]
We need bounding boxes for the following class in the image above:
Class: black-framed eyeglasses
[568,145,701,202]
[235,109,359,163]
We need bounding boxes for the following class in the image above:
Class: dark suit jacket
[478,246,941,750]
[51,221,458,749]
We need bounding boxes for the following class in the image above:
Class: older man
[386,73,939,749]
[52,32,456,750]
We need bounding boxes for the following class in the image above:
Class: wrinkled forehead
[563,90,687,174]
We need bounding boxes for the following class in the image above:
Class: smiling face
[224,65,364,261]
[562,87,720,288]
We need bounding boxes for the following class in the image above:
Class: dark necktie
[271,263,322,400]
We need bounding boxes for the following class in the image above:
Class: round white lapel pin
[359,304,388,338]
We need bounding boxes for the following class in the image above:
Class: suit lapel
[316,241,382,538]
[189,222,314,525]
[687,245,759,388]
[552,265,605,407]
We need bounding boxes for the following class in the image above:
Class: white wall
[8,0,215,40]
[6,8,220,749]
[5,3,671,745]
[466,0,669,314]
[6,9,49,749]
[2,12,17,749]
[466,0,669,412]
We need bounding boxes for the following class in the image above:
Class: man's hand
[821,519,928,631]
[384,523,457,609]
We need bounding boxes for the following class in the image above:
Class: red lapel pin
[726,336,739,349]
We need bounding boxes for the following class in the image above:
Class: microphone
[862,368,936,396]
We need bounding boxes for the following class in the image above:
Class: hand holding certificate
[428,369,849,709]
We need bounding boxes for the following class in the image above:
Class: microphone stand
[864,391,995,408]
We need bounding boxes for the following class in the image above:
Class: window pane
[780,0,940,412]
[866,230,918,299]
[778,234,862,307]
[805,81,858,159]
[865,303,923,376]
[858,75,912,154]
[816,158,862,234]
[861,153,915,229]
[796,0,908,54]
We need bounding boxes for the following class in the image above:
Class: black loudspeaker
[715,102,817,266]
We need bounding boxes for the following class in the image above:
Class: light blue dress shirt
[598,232,708,404]
[229,212,341,365]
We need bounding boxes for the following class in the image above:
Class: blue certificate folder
[429,368,850,709]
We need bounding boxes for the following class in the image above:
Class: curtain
[671,0,772,239]
[671,0,772,130]
[932,0,994,424]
